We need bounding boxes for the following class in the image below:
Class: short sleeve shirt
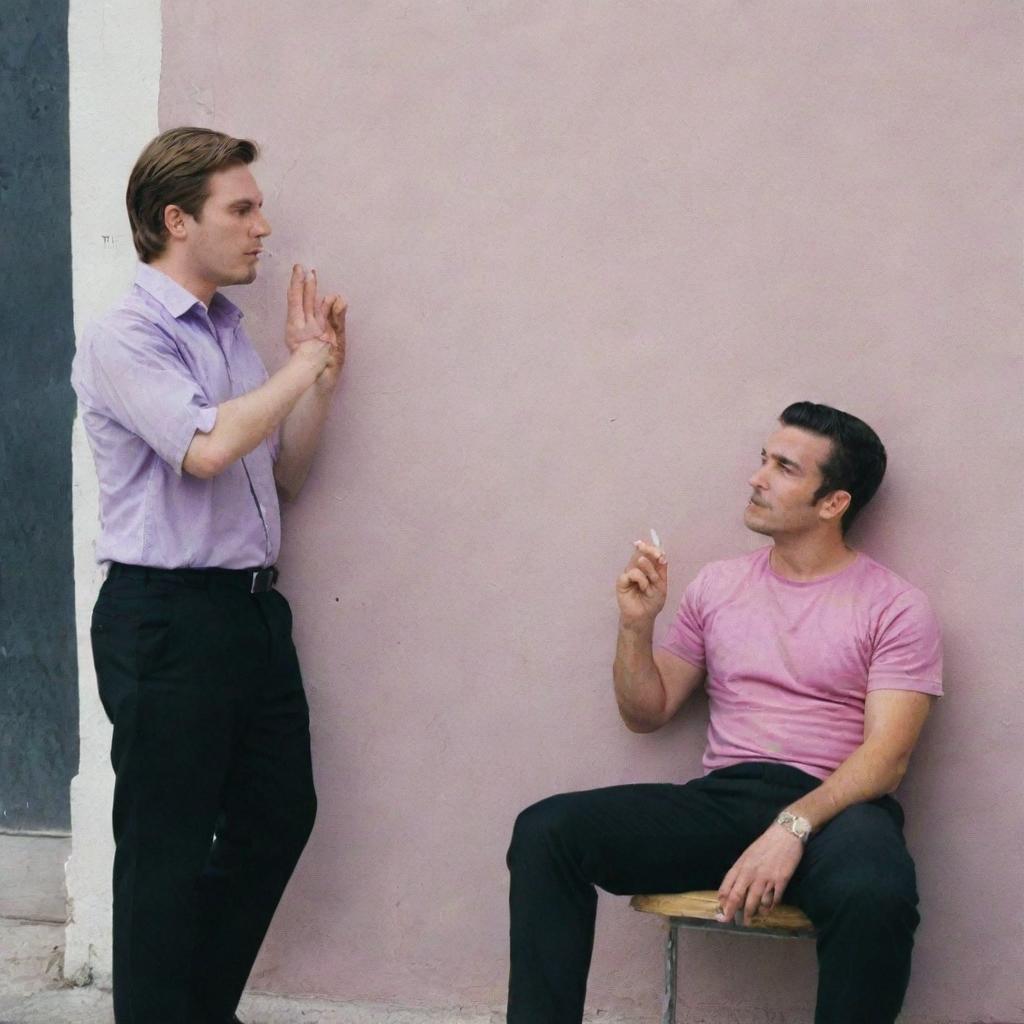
[71,263,281,569]
[659,546,943,779]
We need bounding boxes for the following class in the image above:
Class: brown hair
[126,127,259,262]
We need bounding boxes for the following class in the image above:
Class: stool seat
[631,890,815,935]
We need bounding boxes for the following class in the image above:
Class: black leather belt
[108,563,279,594]
[248,567,278,593]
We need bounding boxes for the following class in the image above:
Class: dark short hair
[779,401,887,534]
[126,127,259,262]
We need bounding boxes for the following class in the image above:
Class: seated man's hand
[716,824,805,925]
[616,540,668,627]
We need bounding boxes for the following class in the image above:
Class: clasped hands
[715,820,806,925]
[285,263,347,389]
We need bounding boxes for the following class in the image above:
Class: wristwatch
[775,810,813,844]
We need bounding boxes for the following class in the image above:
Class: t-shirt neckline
[764,546,863,587]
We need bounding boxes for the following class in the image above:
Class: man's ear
[818,489,852,525]
[163,204,188,241]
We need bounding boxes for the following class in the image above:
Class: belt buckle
[250,567,277,594]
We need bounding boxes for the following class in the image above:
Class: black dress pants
[507,762,920,1024]
[90,565,317,1024]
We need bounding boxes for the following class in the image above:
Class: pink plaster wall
[160,4,1023,1021]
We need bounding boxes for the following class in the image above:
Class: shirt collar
[134,263,244,325]
[209,290,244,326]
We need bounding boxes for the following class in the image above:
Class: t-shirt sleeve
[657,569,708,669]
[88,318,217,475]
[868,588,944,696]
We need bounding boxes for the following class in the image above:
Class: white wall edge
[65,0,162,986]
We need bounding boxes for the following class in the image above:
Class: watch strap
[775,810,812,844]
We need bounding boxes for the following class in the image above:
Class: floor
[0,918,505,1024]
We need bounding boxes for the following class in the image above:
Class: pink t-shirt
[658,546,943,780]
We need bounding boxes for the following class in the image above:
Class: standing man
[507,402,943,1024]
[72,127,346,1024]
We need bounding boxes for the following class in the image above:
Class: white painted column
[65,0,162,986]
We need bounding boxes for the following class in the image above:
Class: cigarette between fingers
[650,528,661,550]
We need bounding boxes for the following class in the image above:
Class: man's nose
[748,466,767,489]
[255,213,271,238]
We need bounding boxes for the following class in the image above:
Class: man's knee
[800,804,920,930]
[849,864,916,914]
[814,857,919,936]
[507,792,580,871]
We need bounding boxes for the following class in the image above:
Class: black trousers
[90,564,317,1024]
[507,762,920,1024]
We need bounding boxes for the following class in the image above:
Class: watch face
[778,812,810,839]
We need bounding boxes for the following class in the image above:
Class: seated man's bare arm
[716,690,934,925]
[786,689,934,829]
[613,540,705,732]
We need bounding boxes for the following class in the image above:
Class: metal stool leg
[661,921,678,1024]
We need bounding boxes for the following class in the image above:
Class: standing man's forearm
[183,342,330,478]
[275,378,336,501]
[274,264,348,501]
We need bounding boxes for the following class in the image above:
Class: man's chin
[222,266,258,288]
[744,507,773,537]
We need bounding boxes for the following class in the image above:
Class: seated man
[507,401,942,1024]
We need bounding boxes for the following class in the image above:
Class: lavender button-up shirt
[72,263,281,569]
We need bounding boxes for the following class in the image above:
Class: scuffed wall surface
[0,0,78,832]
[159,3,1023,1021]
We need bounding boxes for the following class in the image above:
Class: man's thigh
[91,577,255,849]
[511,777,768,896]
[788,797,918,918]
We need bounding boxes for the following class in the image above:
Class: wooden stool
[631,891,816,1024]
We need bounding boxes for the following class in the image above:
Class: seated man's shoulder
[848,555,940,642]
[853,553,931,603]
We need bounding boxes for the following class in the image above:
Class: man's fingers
[718,864,737,901]
[315,296,329,333]
[633,540,667,565]
[624,569,651,594]
[331,295,347,331]
[287,264,305,324]
[716,868,740,920]
[770,876,791,908]
[632,541,668,583]
[743,882,768,925]
[635,556,663,588]
[302,268,318,322]
[718,884,743,923]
